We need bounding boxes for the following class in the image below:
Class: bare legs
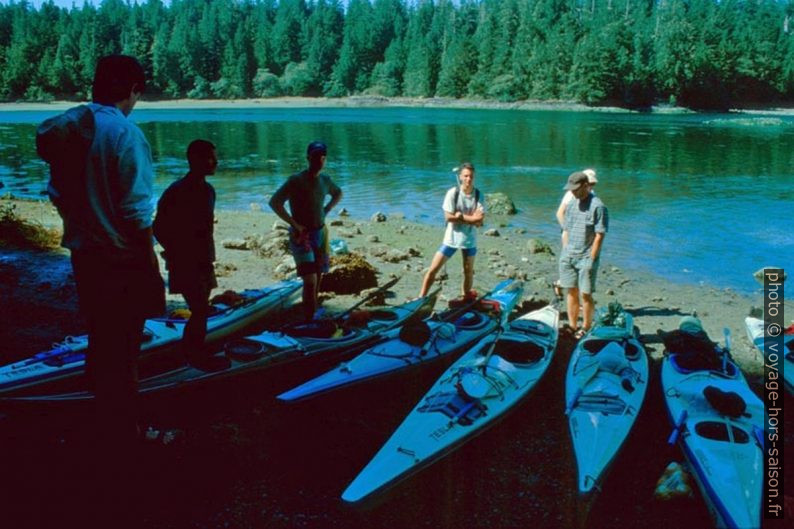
[302,272,320,321]
[420,252,449,297]
[420,251,475,298]
[462,255,475,296]
[566,287,595,331]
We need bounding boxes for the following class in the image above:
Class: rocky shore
[0,196,791,529]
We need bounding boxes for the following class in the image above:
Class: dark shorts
[289,225,330,277]
[167,261,217,295]
[438,244,477,258]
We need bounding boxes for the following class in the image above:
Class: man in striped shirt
[559,171,609,337]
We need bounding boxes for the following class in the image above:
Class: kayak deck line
[340,301,557,504]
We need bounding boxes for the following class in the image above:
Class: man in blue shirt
[37,55,164,516]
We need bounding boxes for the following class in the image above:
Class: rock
[399,225,408,233]
[392,212,405,219]
[214,262,237,277]
[274,262,295,278]
[255,239,287,259]
[526,238,554,255]
[321,253,378,294]
[338,229,357,239]
[368,245,389,258]
[605,289,615,295]
[338,208,350,217]
[484,192,517,215]
[222,238,249,250]
[371,212,387,222]
[367,235,379,243]
[249,203,262,212]
[514,228,526,234]
[329,219,344,227]
[483,228,500,237]
[382,249,412,263]
[487,248,501,256]
[753,266,787,285]
[273,220,289,231]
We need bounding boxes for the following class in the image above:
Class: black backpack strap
[453,186,481,213]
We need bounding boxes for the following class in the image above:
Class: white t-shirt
[442,186,484,249]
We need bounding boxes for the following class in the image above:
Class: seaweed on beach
[0,202,60,250]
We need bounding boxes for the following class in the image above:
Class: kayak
[663,319,763,529]
[341,303,558,503]
[5,290,439,402]
[745,316,794,395]
[565,302,648,495]
[0,279,302,397]
[277,279,524,403]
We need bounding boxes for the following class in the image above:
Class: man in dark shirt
[154,139,229,371]
[269,141,343,321]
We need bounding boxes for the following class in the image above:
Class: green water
[0,106,792,293]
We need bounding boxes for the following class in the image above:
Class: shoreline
[1,195,787,380]
[1,96,793,115]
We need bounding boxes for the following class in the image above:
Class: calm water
[1,106,792,294]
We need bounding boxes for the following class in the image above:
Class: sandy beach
[0,196,791,528]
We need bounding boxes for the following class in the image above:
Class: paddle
[334,275,402,323]
[480,325,506,375]
[722,327,731,374]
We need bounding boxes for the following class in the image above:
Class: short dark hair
[92,55,146,105]
[187,139,216,165]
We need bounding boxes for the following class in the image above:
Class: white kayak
[745,316,793,395]
[565,303,648,495]
[6,292,439,402]
[662,322,763,529]
[277,279,524,403]
[0,279,302,396]
[341,304,559,503]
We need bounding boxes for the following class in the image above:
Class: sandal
[574,328,588,340]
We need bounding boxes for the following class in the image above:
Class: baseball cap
[583,168,598,184]
[307,141,327,157]
[563,171,589,191]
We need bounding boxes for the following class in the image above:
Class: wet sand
[0,196,791,528]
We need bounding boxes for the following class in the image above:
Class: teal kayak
[0,279,302,397]
[663,319,763,529]
[277,279,524,403]
[565,303,648,496]
[341,303,558,503]
[4,291,438,402]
